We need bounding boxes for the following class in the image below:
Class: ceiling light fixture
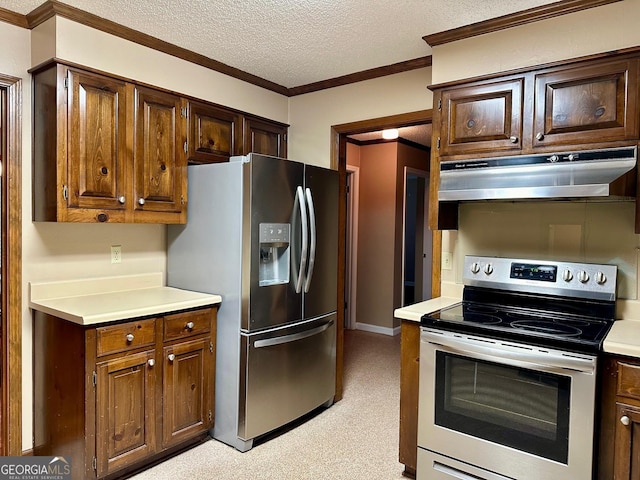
[382,128,399,140]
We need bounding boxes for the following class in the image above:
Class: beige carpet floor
[130,329,406,479]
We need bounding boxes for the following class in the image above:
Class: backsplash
[442,200,639,300]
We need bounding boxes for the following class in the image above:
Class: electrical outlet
[442,252,452,270]
[111,245,122,264]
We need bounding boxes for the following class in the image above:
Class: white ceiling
[3,0,560,89]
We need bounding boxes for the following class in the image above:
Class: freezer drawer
[239,315,336,442]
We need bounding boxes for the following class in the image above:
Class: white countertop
[394,281,463,322]
[29,273,221,326]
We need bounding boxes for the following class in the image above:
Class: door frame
[345,165,360,330]
[0,73,23,455]
[401,167,429,307]
[330,109,437,402]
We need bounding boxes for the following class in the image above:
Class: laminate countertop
[29,273,221,326]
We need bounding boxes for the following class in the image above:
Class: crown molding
[423,0,622,47]
[2,0,430,97]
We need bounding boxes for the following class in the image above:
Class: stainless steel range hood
[438,146,637,201]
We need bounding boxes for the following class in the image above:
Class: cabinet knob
[509,136,518,143]
[118,196,126,204]
[126,333,134,342]
[168,353,175,362]
[186,321,194,330]
[148,359,155,367]
[138,198,145,206]
[621,415,631,426]
[536,132,544,141]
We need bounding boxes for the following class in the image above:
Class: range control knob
[470,262,481,274]
[595,271,607,285]
[562,269,573,282]
[484,263,494,275]
[578,270,590,284]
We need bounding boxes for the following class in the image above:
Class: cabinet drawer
[96,319,156,357]
[164,309,212,341]
[617,361,640,400]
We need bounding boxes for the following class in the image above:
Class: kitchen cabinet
[438,78,524,157]
[187,100,242,164]
[32,62,188,224]
[33,306,216,480]
[598,355,640,480]
[244,115,288,157]
[430,54,640,230]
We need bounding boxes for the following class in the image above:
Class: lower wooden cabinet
[33,306,217,480]
[599,355,640,480]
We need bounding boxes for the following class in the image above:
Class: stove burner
[467,305,499,314]
[465,313,502,325]
[505,311,592,327]
[510,320,582,337]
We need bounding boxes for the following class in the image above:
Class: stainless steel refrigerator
[167,153,338,452]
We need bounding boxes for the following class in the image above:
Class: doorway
[402,168,431,306]
[330,110,436,401]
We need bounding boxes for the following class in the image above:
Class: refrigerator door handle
[303,187,317,293]
[295,186,308,293]
[253,320,334,348]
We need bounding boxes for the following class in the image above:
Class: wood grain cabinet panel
[96,349,157,477]
[398,320,420,477]
[533,59,639,147]
[614,402,640,480]
[33,307,217,480]
[439,78,523,157]
[188,101,242,164]
[244,116,288,158]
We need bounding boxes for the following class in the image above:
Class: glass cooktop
[422,301,614,354]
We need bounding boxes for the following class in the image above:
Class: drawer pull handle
[186,321,194,329]
[509,136,518,143]
[148,359,155,367]
[621,415,631,426]
[126,333,134,342]
[168,353,175,362]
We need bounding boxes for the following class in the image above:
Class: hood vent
[438,146,637,202]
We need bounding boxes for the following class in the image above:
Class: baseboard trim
[355,322,401,336]
[22,448,33,456]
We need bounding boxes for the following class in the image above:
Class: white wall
[431,0,640,84]
[288,67,432,167]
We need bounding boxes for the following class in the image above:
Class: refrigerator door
[247,154,304,332]
[238,314,336,448]
[303,165,339,319]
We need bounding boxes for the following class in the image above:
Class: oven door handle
[424,334,596,374]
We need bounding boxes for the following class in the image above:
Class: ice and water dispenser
[258,223,291,286]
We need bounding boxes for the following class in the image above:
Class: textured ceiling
[3,0,560,88]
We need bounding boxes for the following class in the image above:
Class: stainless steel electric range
[417,255,617,480]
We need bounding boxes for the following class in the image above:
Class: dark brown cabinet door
[439,78,523,157]
[96,349,156,477]
[66,68,129,218]
[244,116,288,157]
[162,337,213,448]
[533,59,639,147]
[188,101,242,164]
[614,402,640,480]
[134,86,187,223]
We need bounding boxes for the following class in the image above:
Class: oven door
[418,328,597,480]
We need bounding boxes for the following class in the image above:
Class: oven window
[435,352,570,463]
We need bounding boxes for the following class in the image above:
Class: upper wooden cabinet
[533,59,639,148]
[244,116,288,158]
[434,57,640,161]
[439,78,523,157]
[33,63,188,224]
[187,100,242,164]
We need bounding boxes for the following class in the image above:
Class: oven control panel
[464,255,617,301]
